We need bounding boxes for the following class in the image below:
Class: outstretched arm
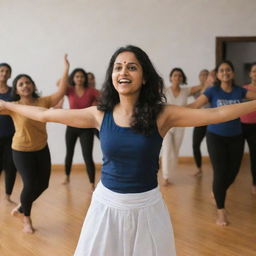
[189,85,202,96]
[245,90,256,100]
[49,54,70,107]
[158,100,256,137]
[186,94,209,109]
[0,100,102,129]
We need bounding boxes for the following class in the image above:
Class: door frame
[216,36,256,65]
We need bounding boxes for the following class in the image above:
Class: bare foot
[216,209,229,226]
[23,217,35,234]
[5,195,16,204]
[192,170,202,177]
[90,183,95,192]
[251,185,256,195]
[62,176,70,185]
[162,178,171,186]
[11,204,23,220]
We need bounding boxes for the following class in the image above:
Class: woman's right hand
[64,54,70,71]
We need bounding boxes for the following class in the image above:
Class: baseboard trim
[52,163,102,171]
[52,153,249,170]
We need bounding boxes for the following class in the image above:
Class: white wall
[1,0,255,163]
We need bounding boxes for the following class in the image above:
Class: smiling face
[112,51,144,97]
[15,76,35,98]
[0,66,11,83]
[216,63,234,83]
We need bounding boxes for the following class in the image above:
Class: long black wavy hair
[97,45,166,135]
[12,74,40,100]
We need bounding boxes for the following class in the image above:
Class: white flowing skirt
[74,181,176,256]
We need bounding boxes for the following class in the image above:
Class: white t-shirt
[164,86,191,106]
[164,86,191,134]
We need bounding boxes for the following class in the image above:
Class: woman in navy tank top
[3,46,256,255]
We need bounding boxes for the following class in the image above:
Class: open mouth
[118,79,131,84]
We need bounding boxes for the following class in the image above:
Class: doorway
[216,36,256,85]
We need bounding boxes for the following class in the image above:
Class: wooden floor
[0,159,256,256]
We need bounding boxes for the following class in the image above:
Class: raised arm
[0,100,103,129]
[49,54,69,106]
[158,100,256,137]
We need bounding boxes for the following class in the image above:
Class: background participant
[0,55,69,233]
[0,63,17,203]
[240,63,256,194]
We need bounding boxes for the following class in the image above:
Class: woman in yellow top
[0,55,69,233]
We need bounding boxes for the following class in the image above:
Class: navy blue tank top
[0,87,15,137]
[99,111,163,193]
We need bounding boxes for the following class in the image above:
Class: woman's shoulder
[209,85,219,90]
[87,87,97,91]
[233,85,247,92]
[204,85,219,93]
[66,86,74,95]
[90,106,105,129]
[156,104,181,137]
[163,86,171,93]
[35,96,52,107]
[180,86,191,94]
[87,87,99,95]
[243,84,256,91]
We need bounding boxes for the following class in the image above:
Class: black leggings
[12,146,51,216]
[192,126,207,168]
[65,126,95,184]
[242,123,256,185]
[0,136,17,195]
[206,132,244,209]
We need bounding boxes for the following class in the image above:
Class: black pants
[93,128,100,139]
[192,126,207,168]
[206,132,244,209]
[242,123,256,185]
[65,126,95,184]
[0,136,17,195]
[12,146,51,216]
